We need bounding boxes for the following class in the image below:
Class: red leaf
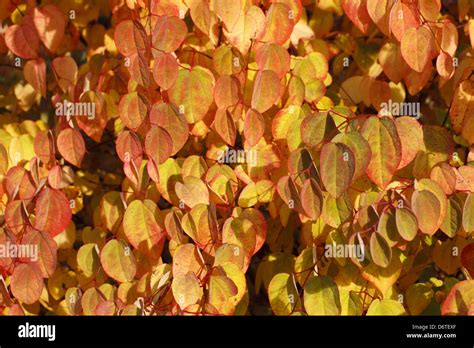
[57,128,86,167]
[23,58,46,97]
[34,187,72,237]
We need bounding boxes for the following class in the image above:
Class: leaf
[123,200,164,256]
[238,182,258,208]
[175,176,210,208]
[214,109,236,146]
[440,197,463,238]
[212,0,241,30]
[378,42,410,83]
[268,273,301,315]
[150,103,189,155]
[251,70,281,113]
[401,26,432,72]
[34,188,72,237]
[77,243,100,277]
[411,190,442,235]
[21,229,57,278]
[320,142,355,198]
[5,16,40,59]
[152,52,179,90]
[304,275,341,315]
[367,0,392,36]
[214,75,240,109]
[406,283,434,315]
[370,232,392,268]
[52,56,78,93]
[256,43,290,79]
[144,126,173,165]
[360,116,401,189]
[100,239,137,283]
[225,6,265,54]
[23,58,46,97]
[57,128,86,167]
[258,3,294,45]
[300,178,323,221]
[449,80,474,136]
[341,0,371,34]
[114,20,148,56]
[394,116,423,169]
[33,5,66,53]
[301,112,336,147]
[395,208,418,241]
[463,193,474,233]
[152,16,187,53]
[182,204,218,251]
[366,299,406,315]
[441,280,474,315]
[11,263,44,304]
[172,272,203,310]
[100,191,125,233]
[332,131,371,180]
[207,269,238,315]
[119,92,149,130]
[389,1,420,42]
[244,109,265,146]
[173,243,207,282]
[169,67,215,124]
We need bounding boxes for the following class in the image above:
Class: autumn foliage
[0,0,473,316]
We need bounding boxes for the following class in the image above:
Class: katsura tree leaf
[441,280,474,315]
[463,193,474,233]
[389,1,420,42]
[100,239,137,283]
[360,116,401,189]
[172,272,203,310]
[175,176,210,208]
[123,200,164,256]
[332,131,371,180]
[169,67,215,124]
[214,109,236,146]
[394,116,423,170]
[11,263,44,304]
[411,190,442,235]
[149,103,189,155]
[268,273,302,315]
[406,283,434,315]
[255,43,290,79]
[441,197,463,238]
[244,109,265,146]
[144,126,173,165]
[367,0,392,36]
[77,243,100,277]
[119,92,149,130]
[303,275,341,315]
[114,19,148,56]
[341,0,371,34]
[461,243,474,277]
[401,26,432,73]
[369,231,392,268]
[301,112,336,147]
[251,70,281,113]
[320,142,355,198]
[23,58,46,97]
[5,16,40,59]
[395,208,418,242]
[33,5,66,53]
[57,128,86,167]
[152,16,187,53]
[300,178,323,221]
[258,3,294,45]
[34,187,72,237]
